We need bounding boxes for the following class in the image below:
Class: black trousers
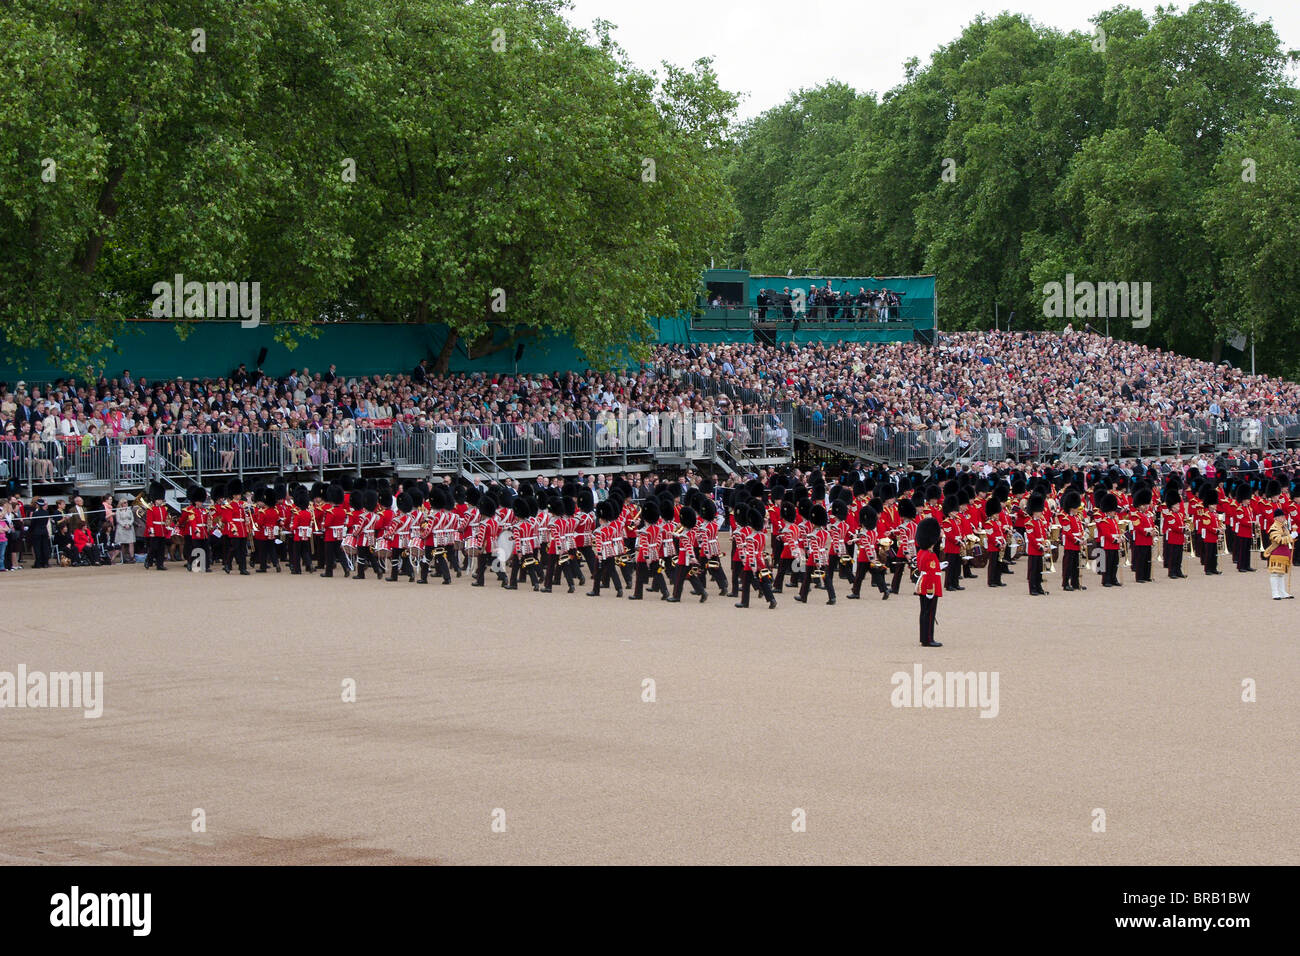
[774,556,797,592]
[290,539,312,573]
[224,539,248,572]
[255,538,280,571]
[144,535,166,569]
[1235,536,1253,571]
[730,556,743,595]
[544,551,576,590]
[944,556,961,591]
[591,557,623,595]
[1203,544,1219,574]
[1027,554,1045,593]
[890,559,910,593]
[987,556,1003,586]
[1102,549,1120,585]
[1061,549,1083,589]
[633,560,668,599]
[322,540,347,576]
[1167,543,1184,577]
[1132,544,1151,581]
[798,566,835,602]
[185,536,211,571]
[672,564,706,600]
[919,594,938,644]
[510,553,541,589]
[737,569,775,607]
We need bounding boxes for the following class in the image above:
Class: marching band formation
[135,465,1299,646]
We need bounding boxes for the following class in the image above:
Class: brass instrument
[1217,515,1229,557]
[1118,518,1134,569]
[132,491,148,519]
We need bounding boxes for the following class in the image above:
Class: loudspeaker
[515,344,525,362]
[792,320,801,333]
[256,347,268,367]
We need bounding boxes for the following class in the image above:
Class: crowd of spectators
[2,329,1299,488]
[752,284,901,320]
[657,329,1300,445]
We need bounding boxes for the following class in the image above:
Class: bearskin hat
[187,484,207,504]
[914,517,942,552]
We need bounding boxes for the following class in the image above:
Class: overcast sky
[566,0,1300,121]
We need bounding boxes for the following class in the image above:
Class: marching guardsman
[941,496,964,592]
[1231,483,1255,573]
[471,494,499,587]
[320,485,349,578]
[253,486,282,573]
[574,486,598,582]
[667,506,708,603]
[1096,492,1122,587]
[1161,484,1187,579]
[143,482,169,570]
[180,484,211,572]
[734,506,778,610]
[890,498,919,594]
[221,478,250,574]
[795,504,835,605]
[353,489,381,580]
[913,516,943,647]
[1058,490,1085,591]
[727,491,749,597]
[773,498,801,594]
[828,498,850,590]
[508,496,543,591]
[289,487,314,575]
[1196,483,1222,575]
[588,501,626,598]
[1262,509,1296,600]
[1130,486,1155,582]
[629,498,664,601]
[695,498,730,596]
[1025,493,1049,596]
[387,491,416,582]
[982,498,1008,588]
[847,505,887,600]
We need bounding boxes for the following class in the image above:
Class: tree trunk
[433,331,457,375]
[1211,340,1222,365]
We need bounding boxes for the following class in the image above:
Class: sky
[565,0,1300,121]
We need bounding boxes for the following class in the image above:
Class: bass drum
[489,530,513,574]
[968,544,989,569]
[1008,531,1025,559]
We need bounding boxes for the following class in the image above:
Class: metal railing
[792,410,1300,467]
[0,413,795,493]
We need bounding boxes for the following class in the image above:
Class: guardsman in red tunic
[1130,486,1155,583]
[848,505,887,601]
[290,487,315,575]
[941,496,965,592]
[587,500,627,598]
[143,482,169,571]
[696,498,729,596]
[890,498,919,595]
[1025,493,1049,596]
[795,504,835,605]
[180,484,211,572]
[221,478,250,575]
[253,486,282,573]
[629,498,663,601]
[320,485,349,578]
[1161,484,1187,579]
[913,517,943,647]
[1197,483,1222,575]
[1231,482,1256,573]
[982,498,1008,588]
[1096,492,1122,587]
[734,506,777,610]
[667,506,708,603]
[1058,490,1085,591]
